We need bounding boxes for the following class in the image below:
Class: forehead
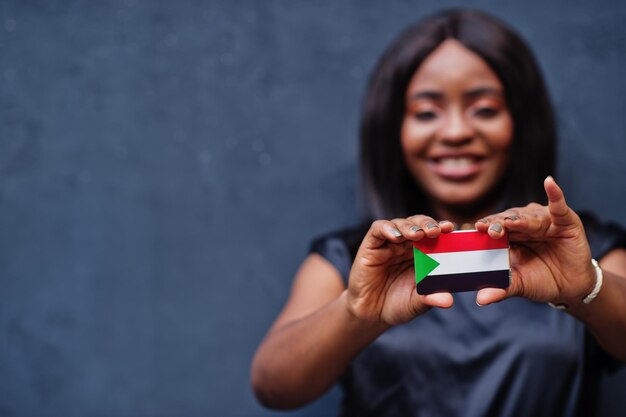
[406,39,503,95]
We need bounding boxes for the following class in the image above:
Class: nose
[439,110,474,146]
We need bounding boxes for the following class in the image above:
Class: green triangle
[413,247,440,285]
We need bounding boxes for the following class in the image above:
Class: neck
[429,192,505,229]
[426,179,508,229]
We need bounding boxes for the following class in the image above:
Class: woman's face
[401,39,513,209]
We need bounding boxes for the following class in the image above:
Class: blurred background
[1,0,625,416]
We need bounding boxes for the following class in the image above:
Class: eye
[473,107,499,119]
[414,111,438,121]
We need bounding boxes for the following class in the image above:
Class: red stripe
[413,230,508,254]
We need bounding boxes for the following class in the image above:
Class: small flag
[413,230,510,295]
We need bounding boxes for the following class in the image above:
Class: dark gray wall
[1,1,625,416]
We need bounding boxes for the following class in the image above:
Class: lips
[427,155,485,180]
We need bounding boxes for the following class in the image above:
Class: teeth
[439,157,474,167]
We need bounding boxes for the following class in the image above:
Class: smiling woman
[400,39,513,221]
[251,9,626,417]
[358,10,556,224]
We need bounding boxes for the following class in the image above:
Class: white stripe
[428,248,509,276]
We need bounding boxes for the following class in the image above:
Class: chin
[438,195,482,207]
[433,184,486,205]
[432,180,505,217]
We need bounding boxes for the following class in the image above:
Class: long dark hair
[359,9,557,220]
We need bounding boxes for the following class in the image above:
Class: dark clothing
[310,213,626,417]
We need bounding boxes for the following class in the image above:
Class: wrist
[549,259,603,310]
[582,259,603,304]
[340,291,391,334]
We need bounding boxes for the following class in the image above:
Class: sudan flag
[413,230,510,295]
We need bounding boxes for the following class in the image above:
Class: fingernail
[410,225,422,232]
[489,223,502,233]
[391,229,402,237]
[476,299,484,307]
[505,215,519,221]
[478,219,488,224]
[426,222,439,229]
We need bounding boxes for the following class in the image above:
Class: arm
[250,254,386,409]
[251,218,455,409]
[475,177,626,361]
[567,249,626,362]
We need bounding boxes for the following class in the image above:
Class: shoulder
[309,224,370,283]
[578,211,626,259]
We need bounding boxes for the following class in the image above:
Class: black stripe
[416,270,510,295]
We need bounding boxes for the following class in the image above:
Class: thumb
[420,292,454,309]
[544,176,575,226]
[476,287,509,306]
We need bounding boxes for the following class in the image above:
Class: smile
[427,156,485,180]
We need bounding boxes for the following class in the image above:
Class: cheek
[400,117,437,155]
[485,115,514,150]
[488,118,513,176]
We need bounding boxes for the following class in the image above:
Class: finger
[421,292,454,309]
[437,220,456,233]
[475,217,490,232]
[500,207,549,238]
[363,220,407,249]
[475,288,510,306]
[389,218,425,240]
[503,214,523,228]
[407,214,437,224]
[475,209,522,238]
[476,262,527,305]
[544,176,575,226]
[475,209,519,231]
[480,204,554,240]
[487,222,505,239]
[407,215,441,238]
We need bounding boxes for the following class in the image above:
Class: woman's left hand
[474,176,596,306]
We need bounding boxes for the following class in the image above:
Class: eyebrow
[463,87,503,99]
[409,91,444,101]
[408,87,503,102]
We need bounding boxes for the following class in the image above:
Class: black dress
[310,213,626,417]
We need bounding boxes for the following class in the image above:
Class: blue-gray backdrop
[1,1,625,416]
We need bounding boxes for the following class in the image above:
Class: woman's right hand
[346,216,455,326]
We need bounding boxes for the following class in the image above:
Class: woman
[251,9,626,416]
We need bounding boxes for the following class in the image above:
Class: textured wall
[1,1,625,416]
